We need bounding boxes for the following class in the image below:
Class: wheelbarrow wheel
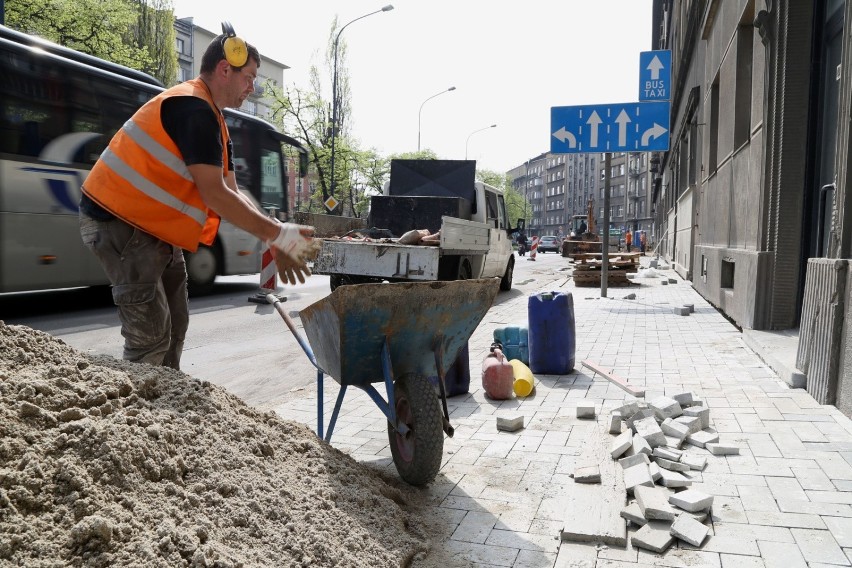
[388,373,444,486]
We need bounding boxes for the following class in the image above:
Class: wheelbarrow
[268,278,499,486]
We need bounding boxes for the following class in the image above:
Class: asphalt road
[2,251,570,410]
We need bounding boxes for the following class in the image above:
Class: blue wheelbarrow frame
[267,279,499,482]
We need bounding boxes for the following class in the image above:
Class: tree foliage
[6,0,178,86]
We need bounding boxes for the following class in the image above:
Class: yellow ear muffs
[221,21,248,68]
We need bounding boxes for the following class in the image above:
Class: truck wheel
[500,257,514,291]
[186,243,220,296]
[388,373,444,486]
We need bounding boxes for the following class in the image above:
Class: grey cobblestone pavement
[274,256,852,567]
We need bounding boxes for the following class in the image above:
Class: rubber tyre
[186,244,219,296]
[388,373,444,486]
[500,257,514,291]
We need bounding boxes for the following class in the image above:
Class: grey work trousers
[80,212,189,370]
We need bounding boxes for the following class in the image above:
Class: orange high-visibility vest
[83,78,227,251]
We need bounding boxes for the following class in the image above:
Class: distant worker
[79,23,315,370]
[578,220,587,235]
[625,229,633,253]
[640,231,647,254]
[517,231,528,256]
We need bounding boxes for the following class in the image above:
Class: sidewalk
[274,257,852,568]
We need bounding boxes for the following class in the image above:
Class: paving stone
[661,418,691,440]
[791,527,850,565]
[672,392,695,406]
[662,280,669,286]
[496,414,524,432]
[669,489,714,513]
[573,465,601,484]
[683,303,695,313]
[705,442,740,456]
[610,429,633,458]
[631,520,674,553]
[652,447,682,461]
[668,278,678,284]
[619,453,650,469]
[680,453,708,471]
[634,417,667,448]
[685,510,708,523]
[674,415,702,435]
[683,406,711,429]
[627,408,656,431]
[632,434,652,456]
[635,485,677,521]
[670,514,709,546]
[609,411,623,435]
[686,429,719,449]
[673,306,689,315]
[664,435,684,450]
[649,396,683,420]
[649,462,662,482]
[655,457,691,472]
[613,401,642,419]
[658,468,692,488]
[620,501,647,526]
[576,402,596,419]
[624,463,655,493]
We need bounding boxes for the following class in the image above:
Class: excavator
[561,198,603,258]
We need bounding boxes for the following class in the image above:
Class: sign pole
[602,152,611,298]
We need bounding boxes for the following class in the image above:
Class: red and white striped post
[248,210,285,304]
[527,236,539,261]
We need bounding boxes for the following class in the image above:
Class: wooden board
[581,360,646,397]
[561,423,627,547]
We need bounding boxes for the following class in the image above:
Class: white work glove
[267,222,315,286]
[268,222,313,261]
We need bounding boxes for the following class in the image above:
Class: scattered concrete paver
[271,255,852,568]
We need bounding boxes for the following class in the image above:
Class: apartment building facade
[507,151,654,243]
[653,0,852,413]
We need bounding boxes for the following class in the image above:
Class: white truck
[313,159,519,291]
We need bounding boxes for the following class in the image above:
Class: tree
[6,0,178,86]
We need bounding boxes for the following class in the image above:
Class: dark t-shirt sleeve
[160,96,234,170]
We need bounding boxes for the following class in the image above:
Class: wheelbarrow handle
[266,294,320,370]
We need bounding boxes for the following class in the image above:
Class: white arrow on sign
[647,55,664,80]
[586,111,602,147]
[615,110,631,147]
[641,123,668,146]
[552,126,577,148]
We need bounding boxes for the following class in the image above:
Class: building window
[709,74,720,173]
[734,22,754,149]
[176,38,185,54]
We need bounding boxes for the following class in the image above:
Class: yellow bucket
[510,359,535,397]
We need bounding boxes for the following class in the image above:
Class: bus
[0,24,308,295]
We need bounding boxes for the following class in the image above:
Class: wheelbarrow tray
[299,278,500,387]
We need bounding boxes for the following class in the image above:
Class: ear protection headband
[221,21,248,68]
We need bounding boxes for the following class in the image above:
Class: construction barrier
[527,236,539,261]
[249,212,285,304]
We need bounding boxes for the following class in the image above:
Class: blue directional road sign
[639,50,671,101]
[550,101,670,154]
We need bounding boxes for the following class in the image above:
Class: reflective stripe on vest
[83,78,227,251]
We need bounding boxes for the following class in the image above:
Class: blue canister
[528,291,576,374]
[492,326,529,364]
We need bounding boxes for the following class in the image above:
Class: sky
[171,0,654,174]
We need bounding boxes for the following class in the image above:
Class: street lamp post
[465,124,497,160]
[417,86,456,152]
[329,4,393,202]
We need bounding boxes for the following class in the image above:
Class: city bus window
[260,147,284,212]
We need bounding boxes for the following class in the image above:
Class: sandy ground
[0,321,451,567]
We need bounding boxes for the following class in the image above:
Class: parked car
[537,235,561,253]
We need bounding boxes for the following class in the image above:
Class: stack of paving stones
[607,392,740,554]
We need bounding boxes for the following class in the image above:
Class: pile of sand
[0,321,431,567]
